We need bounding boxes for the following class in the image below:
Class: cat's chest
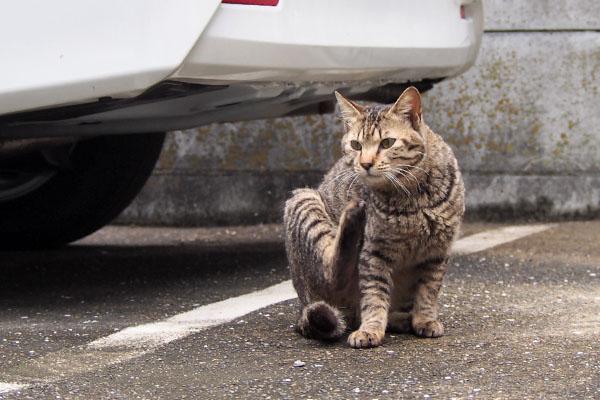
[368,206,438,237]
[365,207,450,260]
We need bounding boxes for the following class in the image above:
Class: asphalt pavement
[1,221,599,399]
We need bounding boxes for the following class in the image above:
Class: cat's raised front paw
[347,329,383,348]
[413,320,444,338]
[341,201,366,232]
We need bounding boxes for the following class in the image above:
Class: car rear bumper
[173,0,483,85]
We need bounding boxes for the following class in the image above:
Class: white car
[0,0,483,248]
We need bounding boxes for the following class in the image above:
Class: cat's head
[335,87,427,191]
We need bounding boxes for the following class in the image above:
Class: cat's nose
[360,162,373,171]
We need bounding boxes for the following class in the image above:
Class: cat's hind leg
[296,301,347,341]
[284,189,365,291]
[326,200,366,290]
[388,284,417,333]
[331,200,366,285]
[387,311,412,333]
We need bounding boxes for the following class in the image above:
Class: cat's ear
[387,86,422,131]
[335,91,364,129]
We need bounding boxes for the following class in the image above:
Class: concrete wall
[118,0,600,225]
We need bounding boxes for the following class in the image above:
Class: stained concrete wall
[118,0,600,225]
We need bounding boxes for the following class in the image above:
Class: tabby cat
[283,87,465,348]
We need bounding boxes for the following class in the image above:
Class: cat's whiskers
[384,172,411,198]
[383,172,401,195]
[392,167,422,194]
[391,173,412,199]
[392,174,412,197]
[335,169,357,184]
[395,163,429,176]
[332,169,355,182]
[333,169,357,195]
[346,174,360,201]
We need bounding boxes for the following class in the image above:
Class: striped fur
[285,87,465,348]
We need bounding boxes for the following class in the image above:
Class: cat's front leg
[347,246,393,348]
[412,256,448,338]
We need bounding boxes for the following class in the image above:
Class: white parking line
[0,223,555,395]
[0,383,27,395]
[452,224,556,255]
[88,280,296,350]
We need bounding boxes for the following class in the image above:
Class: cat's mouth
[359,169,379,178]
[361,170,414,192]
[361,172,386,186]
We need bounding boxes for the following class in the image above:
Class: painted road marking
[0,224,555,394]
[0,383,26,395]
[89,280,296,349]
[452,224,556,255]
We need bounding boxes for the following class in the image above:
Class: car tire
[0,133,165,249]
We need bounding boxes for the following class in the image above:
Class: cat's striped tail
[296,301,347,341]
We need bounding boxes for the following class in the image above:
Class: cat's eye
[350,140,362,151]
[380,138,396,149]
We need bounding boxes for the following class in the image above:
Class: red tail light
[222,0,279,5]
